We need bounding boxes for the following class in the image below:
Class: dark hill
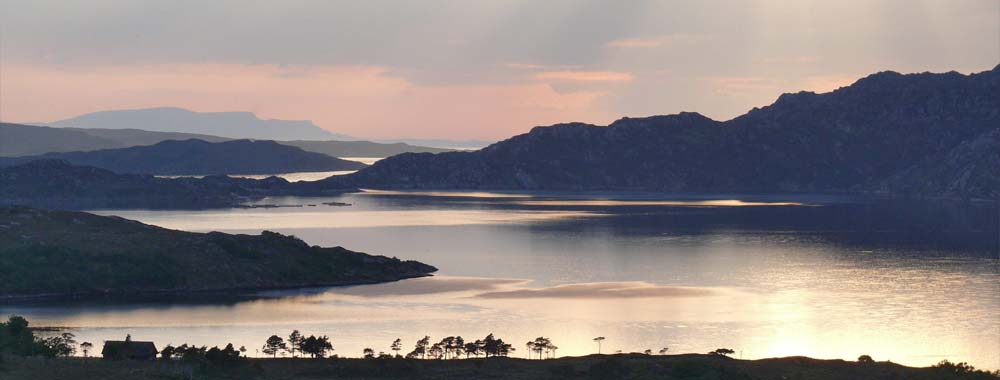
[0,206,436,298]
[0,160,352,210]
[0,139,368,175]
[320,66,999,199]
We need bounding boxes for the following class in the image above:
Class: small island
[0,206,436,299]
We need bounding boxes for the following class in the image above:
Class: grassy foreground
[1,354,997,380]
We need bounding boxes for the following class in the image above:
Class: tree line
[0,315,81,358]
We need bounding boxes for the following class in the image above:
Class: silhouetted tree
[858,355,874,363]
[300,335,333,358]
[206,343,241,365]
[710,348,735,357]
[429,343,444,359]
[464,341,481,358]
[239,346,247,357]
[409,336,430,359]
[526,337,554,359]
[482,334,501,357]
[658,347,669,355]
[391,338,402,357]
[288,330,303,358]
[643,349,652,355]
[160,345,176,359]
[593,337,605,354]
[263,335,286,358]
[43,333,76,357]
[451,336,465,359]
[80,341,93,357]
[363,347,375,359]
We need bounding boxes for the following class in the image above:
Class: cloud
[605,34,702,49]
[533,71,635,82]
[474,281,719,299]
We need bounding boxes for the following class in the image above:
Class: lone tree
[593,337,606,354]
[300,335,334,358]
[262,335,287,358]
[391,338,402,357]
[710,348,735,357]
[363,347,375,359]
[858,355,874,363]
[658,347,669,355]
[80,342,94,357]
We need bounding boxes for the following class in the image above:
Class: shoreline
[0,273,434,304]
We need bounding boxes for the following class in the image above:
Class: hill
[0,206,436,298]
[0,139,367,175]
[0,160,353,209]
[47,107,350,141]
[0,123,452,158]
[320,66,1000,199]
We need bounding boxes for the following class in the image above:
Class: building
[101,339,158,360]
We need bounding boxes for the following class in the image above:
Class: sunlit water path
[3,190,997,368]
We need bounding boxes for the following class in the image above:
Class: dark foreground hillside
[1,354,996,380]
[0,207,436,298]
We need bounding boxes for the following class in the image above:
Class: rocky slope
[321,66,999,199]
[0,206,436,298]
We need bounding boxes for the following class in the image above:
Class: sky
[0,0,997,140]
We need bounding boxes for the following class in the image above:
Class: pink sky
[0,1,995,140]
[2,63,621,140]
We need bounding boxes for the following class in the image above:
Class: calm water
[156,156,380,181]
[4,190,998,368]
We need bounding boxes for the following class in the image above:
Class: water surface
[5,190,997,367]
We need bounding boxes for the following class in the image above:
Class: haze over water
[4,190,997,368]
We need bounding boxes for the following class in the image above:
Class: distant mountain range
[0,139,368,175]
[46,107,351,141]
[0,160,354,209]
[0,122,450,158]
[320,65,999,199]
[33,106,490,150]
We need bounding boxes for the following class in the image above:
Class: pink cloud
[1,63,616,139]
